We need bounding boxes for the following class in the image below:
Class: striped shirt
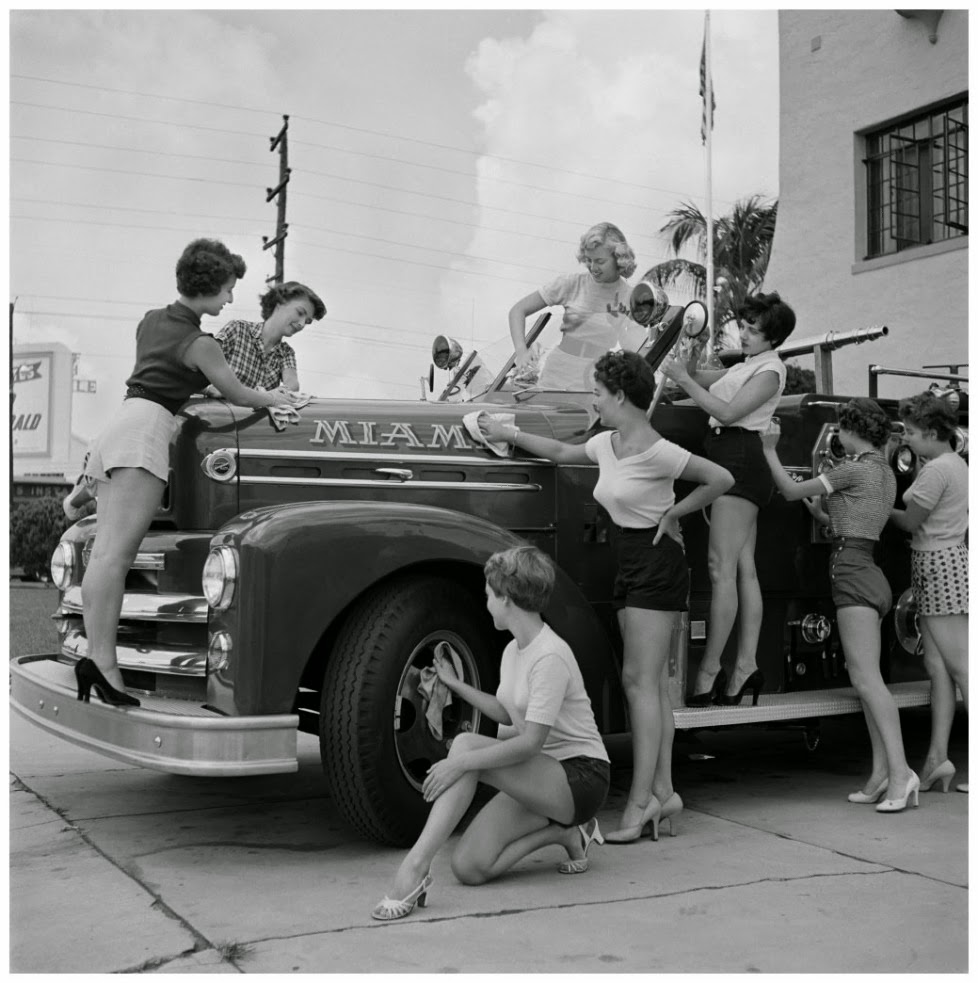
[216,320,296,390]
[818,451,896,540]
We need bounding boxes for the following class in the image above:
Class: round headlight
[894,446,916,474]
[202,546,238,611]
[800,613,831,645]
[50,542,75,591]
[208,631,233,672]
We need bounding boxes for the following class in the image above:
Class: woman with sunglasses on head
[890,392,969,795]
[659,291,796,707]
[763,399,917,812]
[484,351,733,842]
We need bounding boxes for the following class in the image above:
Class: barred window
[864,97,968,259]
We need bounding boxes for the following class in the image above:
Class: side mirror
[681,300,709,340]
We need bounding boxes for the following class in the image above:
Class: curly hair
[484,546,555,613]
[593,350,655,411]
[898,391,959,441]
[736,290,796,348]
[576,222,637,279]
[259,281,327,321]
[837,397,892,448]
[175,239,247,298]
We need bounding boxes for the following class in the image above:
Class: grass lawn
[9,584,62,657]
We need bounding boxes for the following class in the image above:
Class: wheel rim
[392,629,483,792]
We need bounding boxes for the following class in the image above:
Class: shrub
[10,497,71,580]
[783,362,816,395]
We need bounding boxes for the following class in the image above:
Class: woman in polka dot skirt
[891,392,969,794]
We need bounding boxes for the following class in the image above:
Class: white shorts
[87,398,178,484]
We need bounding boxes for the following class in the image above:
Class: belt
[558,336,609,359]
[708,425,754,436]
[831,536,876,552]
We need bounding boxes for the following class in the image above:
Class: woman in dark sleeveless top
[76,239,300,708]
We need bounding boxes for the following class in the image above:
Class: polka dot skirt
[911,545,969,616]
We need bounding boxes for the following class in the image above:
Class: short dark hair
[898,391,959,441]
[484,546,555,613]
[737,291,796,349]
[259,281,327,321]
[175,239,247,298]
[838,397,892,448]
[593,351,655,411]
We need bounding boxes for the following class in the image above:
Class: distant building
[12,342,89,491]
[764,9,968,398]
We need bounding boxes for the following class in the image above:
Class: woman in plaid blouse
[216,280,326,392]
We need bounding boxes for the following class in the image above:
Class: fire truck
[9,307,968,846]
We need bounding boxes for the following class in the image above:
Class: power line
[11,213,264,236]
[10,158,257,189]
[11,134,274,171]
[12,73,723,202]
[12,196,266,225]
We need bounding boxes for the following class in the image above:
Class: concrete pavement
[9,708,968,973]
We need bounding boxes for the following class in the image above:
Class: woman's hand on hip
[653,509,684,546]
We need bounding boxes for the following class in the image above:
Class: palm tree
[642,195,778,347]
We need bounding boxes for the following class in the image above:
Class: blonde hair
[576,222,636,279]
[484,546,555,613]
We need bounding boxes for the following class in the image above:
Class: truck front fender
[209,502,621,721]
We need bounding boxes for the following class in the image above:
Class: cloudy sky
[10,8,780,442]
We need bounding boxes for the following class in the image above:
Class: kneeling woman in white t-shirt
[372,546,613,921]
[484,352,733,843]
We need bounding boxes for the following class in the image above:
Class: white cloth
[707,349,786,431]
[584,430,691,528]
[903,452,969,550]
[495,624,609,763]
[417,642,464,742]
[464,411,515,457]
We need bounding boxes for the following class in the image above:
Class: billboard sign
[11,352,53,456]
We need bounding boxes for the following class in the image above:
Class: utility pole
[263,115,290,286]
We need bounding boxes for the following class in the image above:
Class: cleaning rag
[418,641,465,741]
[462,411,516,458]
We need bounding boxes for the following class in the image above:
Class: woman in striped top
[762,399,917,813]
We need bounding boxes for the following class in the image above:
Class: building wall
[765,9,968,399]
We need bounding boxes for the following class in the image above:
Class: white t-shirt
[707,349,786,431]
[495,624,609,763]
[538,272,633,349]
[584,430,691,528]
[902,452,969,550]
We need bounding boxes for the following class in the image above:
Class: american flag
[700,27,715,145]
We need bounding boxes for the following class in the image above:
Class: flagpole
[704,10,715,350]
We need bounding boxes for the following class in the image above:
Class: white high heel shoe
[876,772,920,813]
[847,777,888,804]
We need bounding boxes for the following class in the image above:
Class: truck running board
[673,681,931,729]
[9,655,298,777]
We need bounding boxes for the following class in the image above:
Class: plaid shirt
[216,320,297,390]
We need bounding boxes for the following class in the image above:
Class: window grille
[864,98,968,258]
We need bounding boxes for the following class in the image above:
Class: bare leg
[858,700,888,794]
[386,733,575,900]
[652,657,675,803]
[919,619,956,775]
[838,607,911,792]
[612,607,675,832]
[81,468,165,691]
[693,496,758,693]
[729,518,762,693]
[922,614,969,710]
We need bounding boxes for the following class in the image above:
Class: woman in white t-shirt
[509,222,639,392]
[891,392,969,795]
[484,352,733,844]
[372,547,612,921]
[659,291,796,707]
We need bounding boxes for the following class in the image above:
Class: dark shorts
[704,426,773,508]
[613,527,689,611]
[551,755,611,827]
[830,538,892,619]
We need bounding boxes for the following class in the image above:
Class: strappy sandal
[370,872,433,921]
[558,818,604,874]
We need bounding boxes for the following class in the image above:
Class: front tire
[320,575,499,845]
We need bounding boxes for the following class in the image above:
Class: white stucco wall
[765,9,968,399]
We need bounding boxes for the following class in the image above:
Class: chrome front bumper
[10,655,298,777]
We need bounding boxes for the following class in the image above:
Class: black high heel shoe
[718,669,764,707]
[687,667,727,707]
[74,658,141,708]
